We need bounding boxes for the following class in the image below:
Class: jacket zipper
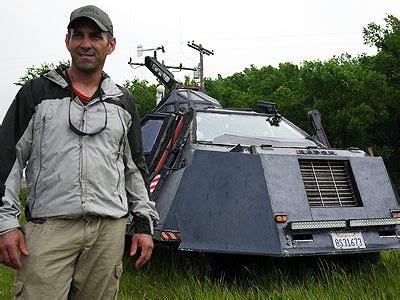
[80,102,86,211]
[33,116,45,208]
[116,108,126,192]
[79,135,84,211]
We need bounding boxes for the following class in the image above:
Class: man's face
[65,18,116,74]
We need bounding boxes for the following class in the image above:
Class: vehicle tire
[352,252,380,263]
[172,250,219,277]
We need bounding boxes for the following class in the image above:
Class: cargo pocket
[12,281,24,299]
[102,262,123,300]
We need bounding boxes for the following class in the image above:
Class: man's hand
[0,229,29,270]
[130,233,154,269]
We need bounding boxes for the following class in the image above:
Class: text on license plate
[330,232,366,250]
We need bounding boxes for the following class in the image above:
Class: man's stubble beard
[71,51,103,74]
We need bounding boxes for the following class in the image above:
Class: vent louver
[299,160,360,207]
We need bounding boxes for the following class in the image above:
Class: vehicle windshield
[195,111,306,142]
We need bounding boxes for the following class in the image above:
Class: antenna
[129,45,166,70]
[137,45,165,58]
[308,109,331,148]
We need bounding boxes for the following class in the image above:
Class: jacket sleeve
[0,81,35,234]
[122,92,159,235]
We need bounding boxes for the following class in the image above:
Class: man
[0,5,159,299]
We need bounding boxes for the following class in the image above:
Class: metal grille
[299,160,360,207]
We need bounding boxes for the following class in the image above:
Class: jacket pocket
[115,154,122,191]
[103,262,123,300]
[117,193,128,211]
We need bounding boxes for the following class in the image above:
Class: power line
[214,41,368,52]
[194,31,362,42]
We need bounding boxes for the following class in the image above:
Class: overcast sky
[1,0,400,122]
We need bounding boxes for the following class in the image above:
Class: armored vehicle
[131,56,400,259]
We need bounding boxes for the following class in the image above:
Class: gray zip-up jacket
[0,65,159,235]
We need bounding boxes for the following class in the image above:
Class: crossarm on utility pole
[187,41,214,92]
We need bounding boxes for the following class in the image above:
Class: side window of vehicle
[165,104,175,113]
[141,114,175,173]
[142,119,164,154]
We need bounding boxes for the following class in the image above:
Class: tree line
[15,15,400,193]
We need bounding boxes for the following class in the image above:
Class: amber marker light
[275,214,288,223]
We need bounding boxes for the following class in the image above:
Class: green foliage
[124,78,158,118]
[362,14,400,190]
[14,61,70,86]
[183,75,198,87]
[363,15,400,51]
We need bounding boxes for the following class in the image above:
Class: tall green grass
[3,248,398,299]
[116,249,400,300]
[1,190,399,299]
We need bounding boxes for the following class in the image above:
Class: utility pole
[187,41,214,91]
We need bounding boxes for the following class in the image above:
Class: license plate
[330,232,366,250]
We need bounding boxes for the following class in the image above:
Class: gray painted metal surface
[154,148,400,256]
[174,150,281,255]
[350,157,399,215]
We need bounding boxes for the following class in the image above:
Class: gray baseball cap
[68,5,113,36]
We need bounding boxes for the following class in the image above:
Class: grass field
[1,190,400,299]
[1,248,400,299]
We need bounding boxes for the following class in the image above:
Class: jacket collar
[42,65,123,99]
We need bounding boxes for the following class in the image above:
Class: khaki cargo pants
[13,216,127,300]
